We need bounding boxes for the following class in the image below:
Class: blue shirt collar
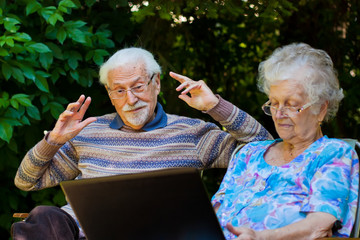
[109,103,167,131]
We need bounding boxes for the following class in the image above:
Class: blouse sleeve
[211,143,250,206]
[301,140,359,236]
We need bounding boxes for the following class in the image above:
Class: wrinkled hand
[169,71,219,111]
[47,95,97,145]
[227,223,258,240]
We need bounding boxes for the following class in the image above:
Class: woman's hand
[227,223,259,240]
[47,95,97,145]
[169,71,219,111]
[226,212,336,240]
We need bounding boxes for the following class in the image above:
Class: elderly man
[12,47,271,239]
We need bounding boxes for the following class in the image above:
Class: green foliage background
[1,0,359,238]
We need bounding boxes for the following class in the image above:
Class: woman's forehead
[269,80,306,100]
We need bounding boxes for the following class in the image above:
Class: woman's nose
[274,107,288,118]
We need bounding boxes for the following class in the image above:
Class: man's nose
[125,90,138,105]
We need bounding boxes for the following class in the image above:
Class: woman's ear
[318,101,329,122]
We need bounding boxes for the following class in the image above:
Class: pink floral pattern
[212,136,359,239]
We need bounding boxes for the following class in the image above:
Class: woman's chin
[277,132,293,141]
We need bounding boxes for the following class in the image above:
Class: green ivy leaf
[46,42,64,59]
[49,12,64,26]
[79,75,89,87]
[11,94,32,107]
[63,20,87,29]
[68,58,78,70]
[96,28,112,38]
[40,6,57,21]
[20,63,36,80]
[12,67,25,83]
[49,102,64,119]
[4,17,20,33]
[1,92,9,100]
[85,0,97,7]
[70,70,79,81]
[56,26,67,44]
[10,43,26,53]
[83,34,93,47]
[93,49,109,65]
[8,138,18,153]
[39,52,53,70]
[34,75,49,92]
[58,5,68,13]
[5,37,15,47]
[45,25,57,40]
[0,120,13,143]
[67,28,86,43]
[0,40,5,48]
[36,70,51,77]
[4,108,24,121]
[51,69,60,83]
[26,105,41,120]
[27,43,51,53]
[67,51,82,70]
[1,63,12,80]
[21,115,31,125]
[13,32,32,42]
[0,97,9,108]
[85,50,94,61]
[40,95,48,106]
[0,48,9,56]
[10,99,19,109]
[59,0,76,8]
[26,0,42,16]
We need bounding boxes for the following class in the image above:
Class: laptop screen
[61,167,225,240]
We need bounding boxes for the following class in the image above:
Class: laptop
[60,167,226,240]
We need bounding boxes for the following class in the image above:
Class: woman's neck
[282,130,324,161]
[265,130,324,166]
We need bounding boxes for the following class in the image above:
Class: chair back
[343,139,360,238]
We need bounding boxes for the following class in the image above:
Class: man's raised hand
[169,71,219,111]
[47,95,97,145]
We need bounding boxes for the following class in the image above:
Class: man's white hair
[99,47,161,86]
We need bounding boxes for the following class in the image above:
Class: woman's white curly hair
[257,43,344,122]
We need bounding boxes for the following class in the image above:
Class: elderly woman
[209,43,359,239]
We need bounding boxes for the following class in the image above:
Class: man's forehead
[108,64,147,83]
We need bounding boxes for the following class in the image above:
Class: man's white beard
[122,100,150,127]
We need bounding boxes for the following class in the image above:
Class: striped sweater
[14,97,270,224]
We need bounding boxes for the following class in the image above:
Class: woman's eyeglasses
[262,100,312,117]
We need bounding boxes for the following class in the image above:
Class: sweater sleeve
[14,134,80,191]
[207,95,272,142]
[198,96,272,168]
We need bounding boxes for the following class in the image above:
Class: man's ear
[154,73,161,95]
[105,85,115,106]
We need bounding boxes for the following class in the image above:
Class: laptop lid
[60,167,226,240]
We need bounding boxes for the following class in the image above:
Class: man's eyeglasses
[108,74,155,99]
[262,100,312,117]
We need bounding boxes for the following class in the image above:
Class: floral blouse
[212,136,359,239]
